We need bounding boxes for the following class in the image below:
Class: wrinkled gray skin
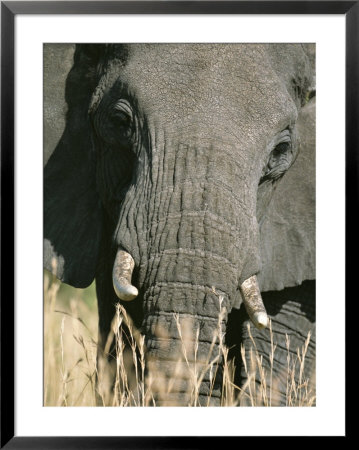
[44,44,315,406]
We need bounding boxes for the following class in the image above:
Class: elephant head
[44,44,315,405]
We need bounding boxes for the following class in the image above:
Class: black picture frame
[1,1,353,447]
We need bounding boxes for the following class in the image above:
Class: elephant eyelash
[114,99,133,117]
[110,100,135,138]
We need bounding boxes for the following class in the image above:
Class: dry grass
[44,271,315,407]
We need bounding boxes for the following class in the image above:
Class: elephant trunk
[113,141,265,404]
[142,281,227,406]
[111,251,267,405]
[136,225,239,405]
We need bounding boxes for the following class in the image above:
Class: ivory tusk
[239,275,268,330]
[112,249,138,301]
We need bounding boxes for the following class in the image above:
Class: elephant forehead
[117,44,297,141]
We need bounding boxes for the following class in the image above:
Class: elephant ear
[257,96,316,292]
[44,44,106,288]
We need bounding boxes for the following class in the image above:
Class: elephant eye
[260,128,295,183]
[94,98,136,148]
[113,100,133,123]
[109,100,135,142]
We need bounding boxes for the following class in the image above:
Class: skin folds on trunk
[144,287,225,406]
[112,141,262,405]
[141,267,229,405]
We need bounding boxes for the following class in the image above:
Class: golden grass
[44,271,315,407]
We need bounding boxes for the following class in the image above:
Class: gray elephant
[44,44,315,406]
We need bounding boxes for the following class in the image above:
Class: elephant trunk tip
[112,249,138,302]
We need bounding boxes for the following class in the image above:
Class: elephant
[44,43,316,406]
